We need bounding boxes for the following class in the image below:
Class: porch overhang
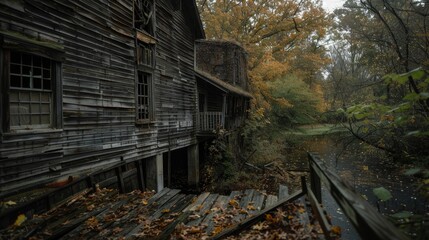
[195,69,252,98]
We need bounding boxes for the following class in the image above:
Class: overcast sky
[322,0,345,12]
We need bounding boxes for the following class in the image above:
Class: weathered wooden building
[195,40,251,134]
[0,0,251,201]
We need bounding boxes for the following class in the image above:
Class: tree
[326,0,429,160]
[269,75,321,126]
[196,0,331,122]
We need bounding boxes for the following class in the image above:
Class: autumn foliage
[197,0,331,122]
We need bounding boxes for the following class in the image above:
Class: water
[282,134,428,239]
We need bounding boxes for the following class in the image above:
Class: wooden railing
[197,112,224,132]
[308,152,409,240]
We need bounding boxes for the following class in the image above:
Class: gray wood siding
[0,0,199,194]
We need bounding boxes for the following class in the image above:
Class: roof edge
[195,69,252,98]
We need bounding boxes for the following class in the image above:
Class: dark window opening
[199,94,206,112]
[137,42,153,66]
[137,71,152,122]
[134,0,154,34]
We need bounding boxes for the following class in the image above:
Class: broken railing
[307,152,409,240]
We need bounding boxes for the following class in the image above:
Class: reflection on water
[283,134,428,240]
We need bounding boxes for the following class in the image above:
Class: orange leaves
[331,225,342,235]
[85,216,100,230]
[265,213,274,222]
[198,0,331,122]
[246,204,256,211]
[161,208,170,213]
[228,199,239,208]
[212,226,223,236]
[173,223,208,239]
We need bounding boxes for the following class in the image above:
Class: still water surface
[283,134,428,239]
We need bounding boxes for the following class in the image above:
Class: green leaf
[393,74,409,84]
[390,211,413,219]
[404,168,421,176]
[403,92,420,101]
[373,187,392,201]
[410,68,424,80]
[354,113,367,120]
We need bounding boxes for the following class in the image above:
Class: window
[134,0,155,124]
[136,71,152,122]
[137,42,153,66]
[2,50,61,132]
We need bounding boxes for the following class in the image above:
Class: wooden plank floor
[0,186,319,240]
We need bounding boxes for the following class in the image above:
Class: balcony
[197,112,224,132]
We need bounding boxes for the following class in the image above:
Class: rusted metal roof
[195,69,252,98]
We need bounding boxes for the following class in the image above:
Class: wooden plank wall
[0,0,199,196]
[148,0,197,152]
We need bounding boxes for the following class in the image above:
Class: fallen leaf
[251,222,265,230]
[14,214,27,226]
[3,200,17,206]
[212,226,223,235]
[331,225,341,235]
[85,216,99,229]
[142,200,148,205]
[188,214,201,220]
[87,204,95,211]
[112,227,123,234]
[239,209,248,214]
[247,205,256,211]
[161,208,170,213]
[229,199,239,207]
[188,226,202,234]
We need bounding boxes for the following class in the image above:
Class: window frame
[1,48,63,134]
[135,69,154,124]
[134,0,156,126]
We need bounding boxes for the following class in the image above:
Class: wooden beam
[308,153,409,240]
[308,189,333,240]
[210,190,305,240]
[136,160,146,191]
[116,167,125,194]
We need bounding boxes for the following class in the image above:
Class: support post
[187,144,199,189]
[136,160,146,191]
[309,153,322,203]
[116,167,125,193]
[145,155,164,192]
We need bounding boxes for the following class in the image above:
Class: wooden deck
[0,185,322,240]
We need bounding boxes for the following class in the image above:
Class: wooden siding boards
[0,0,202,195]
